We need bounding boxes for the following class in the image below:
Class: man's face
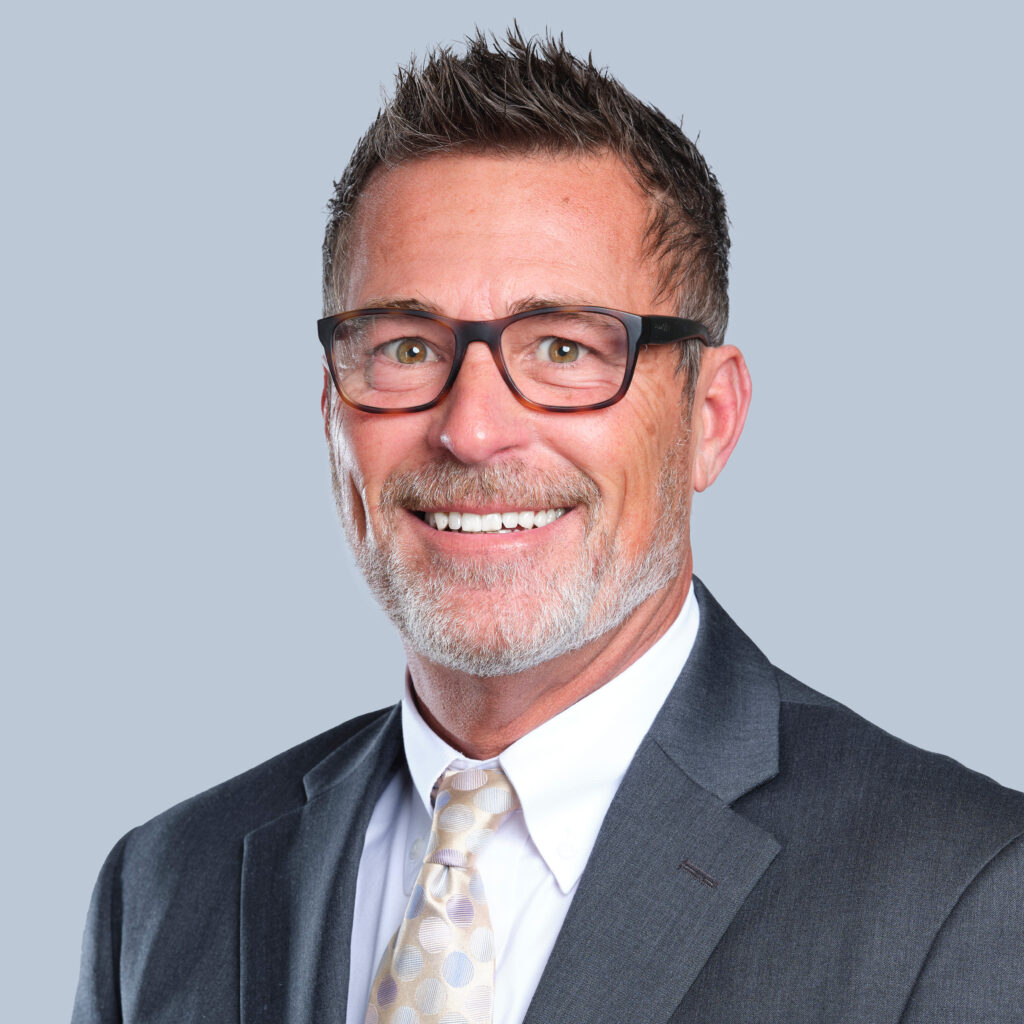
[325,151,697,676]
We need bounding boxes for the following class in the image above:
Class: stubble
[329,434,691,678]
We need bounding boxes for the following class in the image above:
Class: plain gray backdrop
[2,1,1021,1018]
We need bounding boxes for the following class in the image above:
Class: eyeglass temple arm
[642,316,713,346]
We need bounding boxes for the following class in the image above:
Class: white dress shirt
[346,583,700,1024]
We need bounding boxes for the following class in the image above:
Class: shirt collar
[401,581,700,894]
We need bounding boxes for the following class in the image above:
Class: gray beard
[331,454,689,678]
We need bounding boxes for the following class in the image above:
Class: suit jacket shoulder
[673,582,1024,1022]
[73,707,402,1024]
[120,708,391,859]
[771,664,1024,866]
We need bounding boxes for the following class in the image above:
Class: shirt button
[409,837,424,861]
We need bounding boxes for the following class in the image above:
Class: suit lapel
[524,578,783,1024]
[240,707,403,1024]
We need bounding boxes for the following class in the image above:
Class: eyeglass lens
[329,311,630,410]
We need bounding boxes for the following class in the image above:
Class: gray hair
[323,27,730,400]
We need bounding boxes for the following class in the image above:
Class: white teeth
[422,507,566,533]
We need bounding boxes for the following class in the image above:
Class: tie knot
[426,767,519,868]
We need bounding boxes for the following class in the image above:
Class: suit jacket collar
[650,576,780,804]
[302,702,404,799]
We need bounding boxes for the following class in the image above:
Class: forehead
[341,151,665,317]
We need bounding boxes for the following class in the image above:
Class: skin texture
[323,151,751,758]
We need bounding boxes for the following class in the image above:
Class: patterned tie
[364,766,520,1024]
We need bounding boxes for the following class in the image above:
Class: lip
[414,504,550,516]
[403,505,577,551]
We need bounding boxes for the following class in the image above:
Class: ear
[692,345,752,493]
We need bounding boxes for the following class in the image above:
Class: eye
[379,337,436,364]
[537,336,582,364]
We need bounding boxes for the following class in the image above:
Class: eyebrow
[360,297,441,313]
[509,295,592,314]
[358,295,597,317]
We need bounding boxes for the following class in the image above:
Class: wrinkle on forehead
[340,151,659,319]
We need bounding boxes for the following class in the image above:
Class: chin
[358,534,682,679]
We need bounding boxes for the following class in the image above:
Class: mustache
[379,460,601,512]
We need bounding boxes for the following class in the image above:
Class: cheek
[594,397,691,547]
[577,433,664,543]
[326,396,360,481]
[606,379,687,479]
[336,409,432,504]
[324,401,369,543]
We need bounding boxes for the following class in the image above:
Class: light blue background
[2,1,1021,1018]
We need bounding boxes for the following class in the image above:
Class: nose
[428,340,532,464]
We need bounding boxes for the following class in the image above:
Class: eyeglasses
[317,305,713,414]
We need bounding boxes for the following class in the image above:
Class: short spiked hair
[323,28,730,353]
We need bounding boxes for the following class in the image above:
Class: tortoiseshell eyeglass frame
[317,305,713,414]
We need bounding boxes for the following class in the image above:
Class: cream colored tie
[364,767,520,1024]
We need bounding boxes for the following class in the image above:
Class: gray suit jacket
[73,580,1024,1022]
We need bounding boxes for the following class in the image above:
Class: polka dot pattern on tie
[364,767,519,1024]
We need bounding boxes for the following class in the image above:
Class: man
[74,30,1024,1023]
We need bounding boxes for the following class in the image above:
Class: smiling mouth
[414,508,568,533]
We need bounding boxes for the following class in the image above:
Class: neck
[405,567,693,759]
